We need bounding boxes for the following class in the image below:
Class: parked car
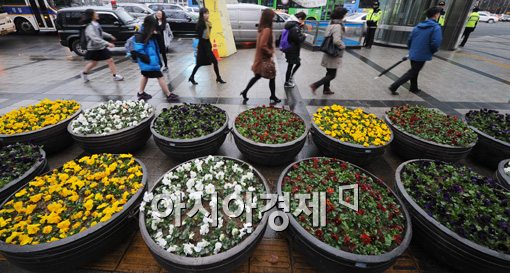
[117,3,154,19]
[56,6,138,56]
[227,4,285,42]
[164,9,197,37]
[147,3,186,12]
[345,12,367,34]
[478,11,499,23]
[0,7,16,36]
[500,14,510,22]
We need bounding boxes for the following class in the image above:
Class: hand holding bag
[320,24,342,57]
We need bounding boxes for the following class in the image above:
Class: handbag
[320,25,342,57]
[260,58,276,79]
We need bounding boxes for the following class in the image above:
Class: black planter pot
[395,159,510,273]
[0,148,47,204]
[495,159,510,190]
[232,112,307,166]
[68,111,155,154]
[139,156,269,273]
[0,157,148,273]
[310,122,393,165]
[469,126,510,169]
[0,108,82,154]
[151,111,229,162]
[277,158,412,273]
[385,115,475,162]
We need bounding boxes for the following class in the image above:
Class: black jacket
[284,21,306,55]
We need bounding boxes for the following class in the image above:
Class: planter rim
[0,155,148,253]
[232,107,308,148]
[68,104,155,138]
[384,115,477,149]
[276,157,412,264]
[0,107,82,139]
[310,119,394,149]
[139,155,270,266]
[0,147,46,195]
[395,159,510,261]
[468,125,510,148]
[150,105,229,143]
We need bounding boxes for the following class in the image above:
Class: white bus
[0,0,57,33]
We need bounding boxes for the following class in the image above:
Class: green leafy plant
[465,109,509,143]
[0,143,43,189]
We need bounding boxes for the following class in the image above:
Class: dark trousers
[285,62,301,82]
[460,27,475,47]
[243,74,276,97]
[390,60,425,91]
[160,46,168,68]
[190,59,221,80]
[364,27,377,48]
[312,68,337,90]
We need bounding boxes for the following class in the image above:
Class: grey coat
[85,23,113,51]
[321,20,346,69]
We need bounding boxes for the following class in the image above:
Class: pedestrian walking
[282,11,306,88]
[154,10,173,72]
[134,16,178,102]
[188,8,226,85]
[240,9,280,104]
[459,7,480,47]
[364,1,382,49]
[80,9,124,83]
[389,7,443,95]
[310,7,347,95]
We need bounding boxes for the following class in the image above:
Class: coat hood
[285,19,300,30]
[417,19,439,29]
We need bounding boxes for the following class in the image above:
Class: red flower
[292,164,299,170]
[315,229,324,238]
[299,215,306,222]
[340,162,348,170]
[343,235,351,245]
[331,233,339,241]
[393,234,402,244]
[334,217,342,225]
[360,233,372,245]
[377,203,387,212]
[326,187,334,194]
[356,209,365,215]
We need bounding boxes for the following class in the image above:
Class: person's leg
[212,59,225,83]
[137,76,152,100]
[189,64,200,84]
[460,28,472,47]
[106,58,117,75]
[323,69,337,94]
[83,60,97,74]
[389,60,416,93]
[269,78,280,102]
[365,28,376,48]
[409,61,425,92]
[240,74,261,101]
[285,63,294,83]
[291,62,301,78]
[158,77,171,96]
[160,47,168,69]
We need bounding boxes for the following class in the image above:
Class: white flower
[195,181,204,192]
[183,243,194,255]
[214,161,224,170]
[215,171,225,180]
[167,245,178,252]
[189,232,195,240]
[200,224,210,235]
[140,202,146,212]
[243,223,253,233]
[190,171,197,179]
[505,165,510,176]
[214,242,222,254]
[205,184,215,195]
[239,228,246,239]
[156,238,167,248]
[219,234,226,241]
[232,228,239,237]
[186,178,196,190]
[143,192,154,203]
[248,186,255,192]
[189,191,203,200]
[183,163,192,171]
[205,155,214,163]
[194,240,210,253]
[204,174,213,181]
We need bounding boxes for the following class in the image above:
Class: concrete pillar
[441,0,476,50]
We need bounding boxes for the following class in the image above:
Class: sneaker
[113,74,124,81]
[162,67,168,72]
[166,93,179,102]
[284,81,295,88]
[81,72,89,83]
[323,89,335,95]
[137,92,152,100]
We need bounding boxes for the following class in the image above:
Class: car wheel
[15,18,38,34]
[488,19,495,23]
[71,39,87,56]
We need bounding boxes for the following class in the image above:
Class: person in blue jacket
[134,16,178,101]
[389,7,443,95]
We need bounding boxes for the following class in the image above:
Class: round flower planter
[469,126,510,169]
[0,147,47,204]
[139,156,269,273]
[68,111,155,154]
[0,156,148,272]
[0,109,81,154]
[232,108,307,166]
[277,158,412,273]
[385,115,475,162]
[496,159,510,190]
[395,159,510,273]
[310,122,393,166]
[151,111,229,162]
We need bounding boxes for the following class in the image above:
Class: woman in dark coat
[240,9,280,104]
[188,8,226,85]
[154,10,171,71]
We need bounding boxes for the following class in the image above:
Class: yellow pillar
[204,0,237,58]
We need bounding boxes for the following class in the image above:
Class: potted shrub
[68,100,155,154]
[0,153,147,272]
[385,105,477,162]
[465,109,510,168]
[0,99,81,153]
[151,104,229,161]
[277,157,412,273]
[311,105,393,165]
[496,159,510,190]
[232,106,307,166]
[139,156,269,273]
[0,143,47,204]
[395,160,510,273]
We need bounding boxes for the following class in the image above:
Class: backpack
[279,29,291,52]
[79,25,88,50]
[124,35,136,61]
